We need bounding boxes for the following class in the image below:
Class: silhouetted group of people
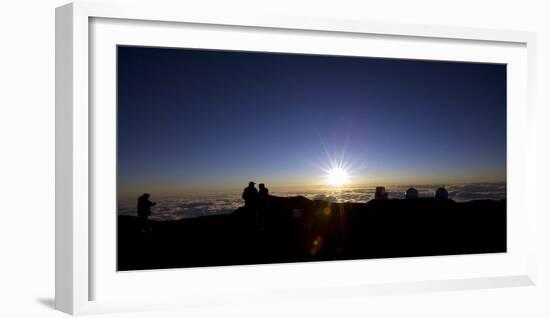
[135,182,272,233]
[242,181,270,226]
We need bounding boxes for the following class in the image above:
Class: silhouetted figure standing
[242,182,259,225]
[258,183,269,227]
[137,193,156,232]
[258,183,269,202]
[242,182,258,208]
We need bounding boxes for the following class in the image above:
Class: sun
[326,167,350,187]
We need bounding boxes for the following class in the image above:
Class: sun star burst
[326,166,350,187]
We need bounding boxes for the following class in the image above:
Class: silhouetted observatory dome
[405,188,419,199]
[375,186,388,200]
[434,187,449,200]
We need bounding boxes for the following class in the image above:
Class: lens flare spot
[309,235,323,255]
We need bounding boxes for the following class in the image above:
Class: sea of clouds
[118,182,506,221]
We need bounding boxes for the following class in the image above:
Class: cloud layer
[118,182,506,221]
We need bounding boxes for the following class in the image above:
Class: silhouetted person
[434,187,448,200]
[405,188,419,199]
[259,183,269,200]
[137,193,156,232]
[375,186,388,200]
[242,182,258,209]
[258,183,269,227]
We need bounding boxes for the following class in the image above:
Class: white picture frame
[56,2,537,315]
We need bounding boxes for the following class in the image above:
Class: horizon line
[117,180,506,198]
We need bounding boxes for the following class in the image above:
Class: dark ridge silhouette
[117,195,506,271]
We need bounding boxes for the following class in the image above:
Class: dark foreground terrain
[118,196,506,271]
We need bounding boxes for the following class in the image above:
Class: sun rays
[325,166,350,187]
[316,141,361,189]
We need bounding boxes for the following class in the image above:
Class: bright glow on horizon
[326,167,350,187]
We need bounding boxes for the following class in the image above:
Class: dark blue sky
[117,46,506,195]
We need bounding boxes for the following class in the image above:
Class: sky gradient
[117,46,506,196]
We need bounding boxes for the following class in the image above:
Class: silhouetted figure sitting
[242,181,258,209]
[435,187,449,200]
[375,186,388,200]
[405,188,419,199]
[137,193,156,232]
[258,183,269,227]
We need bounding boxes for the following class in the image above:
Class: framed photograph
[56,2,537,315]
